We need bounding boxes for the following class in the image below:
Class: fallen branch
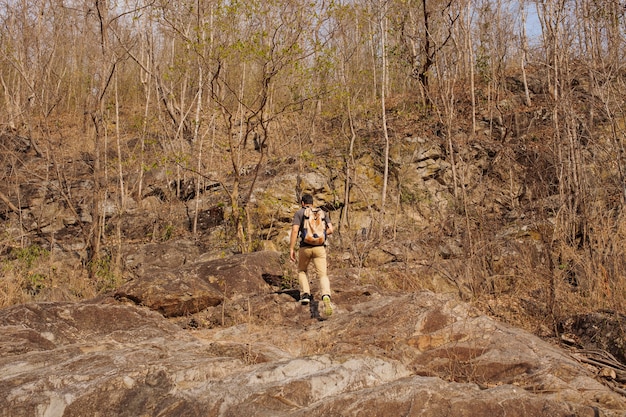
[571,349,626,396]
[0,190,19,213]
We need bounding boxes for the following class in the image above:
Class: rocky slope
[1,249,626,416]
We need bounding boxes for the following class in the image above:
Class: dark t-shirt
[292,207,332,247]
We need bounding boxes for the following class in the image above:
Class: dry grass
[0,243,102,308]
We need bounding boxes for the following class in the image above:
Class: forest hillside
[1,1,626,415]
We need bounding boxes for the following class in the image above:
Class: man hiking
[289,194,334,316]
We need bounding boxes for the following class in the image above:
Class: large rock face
[115,249,284,317]
[1,261,625,417]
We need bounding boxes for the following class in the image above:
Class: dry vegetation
[1,0,626,353]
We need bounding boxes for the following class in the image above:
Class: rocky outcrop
[116,249,284,317]
[1,268,625,417]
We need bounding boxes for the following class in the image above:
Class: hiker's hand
[290,249,296,262]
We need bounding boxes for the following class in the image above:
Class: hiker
[289,194,334,316]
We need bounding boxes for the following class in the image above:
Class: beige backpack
[301,207,327,246]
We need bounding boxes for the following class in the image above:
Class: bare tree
[377,0,391,230]
[84,0,154,274]
[203,0,327,251]
[395,0,460,104]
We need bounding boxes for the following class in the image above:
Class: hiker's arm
[289,224,300,262]
[324,212,334,235]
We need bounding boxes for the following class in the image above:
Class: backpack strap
[299,207,308,240]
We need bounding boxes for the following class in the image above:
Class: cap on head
[301,194,313,205]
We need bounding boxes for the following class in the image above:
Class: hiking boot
[300,293,311,305]
[322,294,333,317]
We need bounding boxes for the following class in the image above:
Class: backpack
[301,207,327,246]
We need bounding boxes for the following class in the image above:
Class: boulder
[116,250,285,317]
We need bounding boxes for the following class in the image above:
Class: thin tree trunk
[192,67,204,236]
[88,0,114,276]
[466,0,477,132]
[341,93,356,233]
[138,33,153,201]
[520,0,532,107]
[379,1,390,232]
[114,73,125,211]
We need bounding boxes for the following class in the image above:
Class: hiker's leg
[297,247,312,295]
[311,246,331,296]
